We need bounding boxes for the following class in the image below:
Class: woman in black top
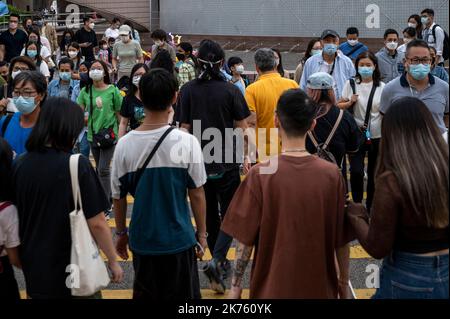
[118,63,149,138]
[12,97,123,299]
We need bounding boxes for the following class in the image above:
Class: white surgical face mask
[132,75,141,86]
[386,41,398,51]
[235,65,245,74]
[408,22,417,28]
[154,40,163,47]
[120,35,130,43]
[403,38,412,44]
[68,51,78,59]
[89,69,104,81]
[11,70,21,79]
[347,39,359,46]
[89,23,95,30]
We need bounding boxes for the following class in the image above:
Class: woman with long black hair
[347,97,449,299]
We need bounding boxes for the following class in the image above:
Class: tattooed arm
[228,241,253,299]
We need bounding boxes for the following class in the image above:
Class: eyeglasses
[407,57,432,65]
[12,90,37,98]
[12,67,30,72]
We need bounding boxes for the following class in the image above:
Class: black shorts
[0,255,20,300]
[132,246,201,300]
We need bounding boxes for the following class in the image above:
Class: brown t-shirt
[221,155,351,299]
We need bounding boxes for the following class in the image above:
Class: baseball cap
[118,25,131,36]
[307,72,334,90]
[321,29,340,40]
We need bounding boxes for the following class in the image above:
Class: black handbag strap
[1,113,13,137]
[89,85,95,135]
[363,84,378,129]
[135,126,175,186]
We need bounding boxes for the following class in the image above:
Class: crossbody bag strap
[345,43,364,57]
[89,86,94,135]
[307,131,320,148]
[135,126,176,187]
[69,154,83,212]
[323,110,344,150]
[363,84,377,129]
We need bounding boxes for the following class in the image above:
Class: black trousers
[349,138,380,210]
[204,168,241,254]
[132,247,201,300]
[0,255,20,300]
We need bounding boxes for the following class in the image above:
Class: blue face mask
[311,49,322,56]
[13,96,37,114]
[421,17,429,25]
[323,43,338,56]
[60,72,72,81]
[27,50,38,58]
[409,64,431,80]
[358,66,374,78]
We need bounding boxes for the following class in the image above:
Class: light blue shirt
[300,51,356,99]
[47,79,79,99]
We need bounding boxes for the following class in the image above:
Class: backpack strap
[1,113,14,137]
[323,110,344,150]
[431,24,438,43]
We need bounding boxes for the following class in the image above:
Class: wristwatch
[115,228,128,237]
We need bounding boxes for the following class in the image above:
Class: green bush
[1,5,32,24]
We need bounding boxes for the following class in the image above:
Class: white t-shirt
[0,203,20,257]
[38,60,50,77]
[104,28,120,40]
[398,43,407,55]
[342,80,385,139]
[21,46,51,59]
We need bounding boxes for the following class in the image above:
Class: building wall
[160,0,449,38]
[64,0,151,30]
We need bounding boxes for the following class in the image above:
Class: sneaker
[203,259,226,294]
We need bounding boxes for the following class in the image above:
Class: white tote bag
[69,154,110,296]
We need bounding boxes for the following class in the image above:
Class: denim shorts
[373,251,449,299]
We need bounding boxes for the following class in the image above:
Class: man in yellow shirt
[246,48,298,161]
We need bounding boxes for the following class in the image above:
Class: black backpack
[432,25,449,61]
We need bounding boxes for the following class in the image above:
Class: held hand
[350,94,359,103]
[107,260,124,283]
[228,286,243,299]
[196,237,208,259]
[243,156,251,175]
[0,98,8,109]
[115,234,129,261]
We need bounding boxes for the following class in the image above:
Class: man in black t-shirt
[0,14,28,62]
[74,16,98,63]
[179,40,251,294]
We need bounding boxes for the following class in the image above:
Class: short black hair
[83,16,93,24]
[99,39,107,46]
[58,57,74,70]
[0,137,13,202]
[384,29,399,39]
[12,71,48,97]
[140,68,178,111]
[9,13,20,20]
[276,89,318,137]
[227,56,243,69]
[151,29,167,41]
[150,50,174,74]
[406,39,430,56]
[0,61,8,68]
[112,17,121,24]
[8,56,37,83]
[421,8,434,16]
[26,97,84,153]
[403,27,417,38]
[346,27,359,36]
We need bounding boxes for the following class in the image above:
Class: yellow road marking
[102,245,371,261]
[20,288,375,299]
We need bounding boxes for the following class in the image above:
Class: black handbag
[89,86,117,149]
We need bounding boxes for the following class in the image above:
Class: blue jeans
[373,251,449,299]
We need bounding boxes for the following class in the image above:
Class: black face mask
[176,53,185,61]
